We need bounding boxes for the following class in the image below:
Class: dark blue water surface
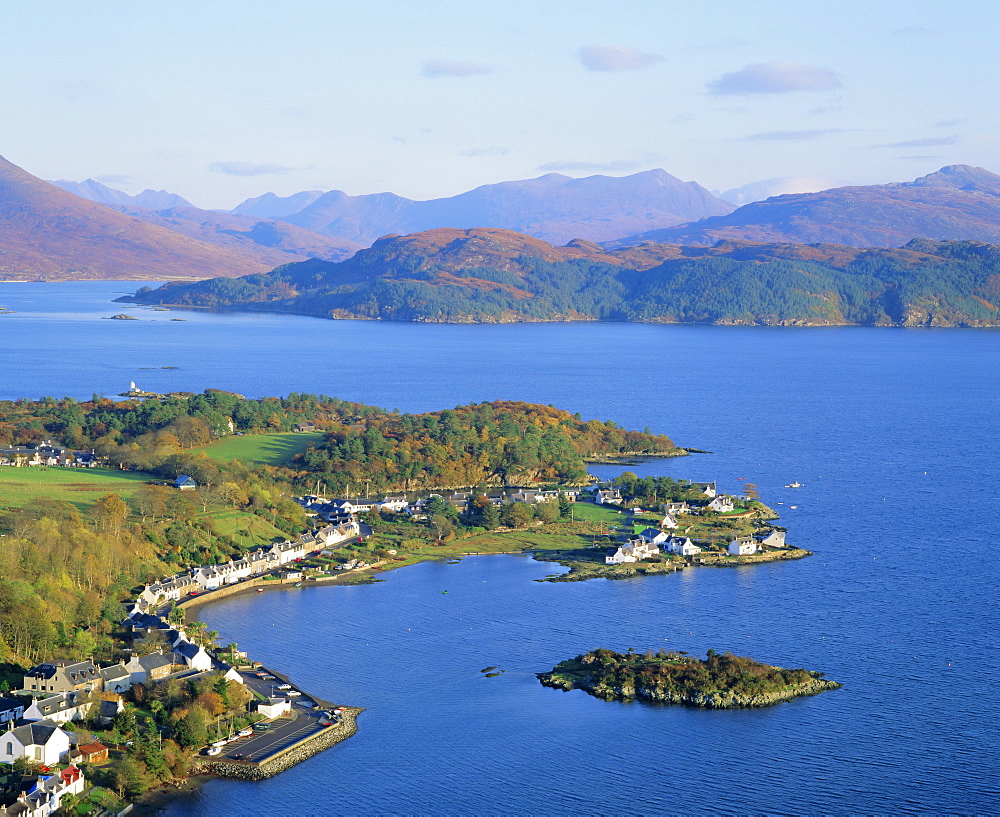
[2,282,998,814]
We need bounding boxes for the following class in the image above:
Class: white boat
[785,481,803,488]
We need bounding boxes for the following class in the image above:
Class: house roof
[78,741,108,755]
[137,652,173,671]
[175,641,203,659]
[0,696,24,713]
[10,722,63,746]
[98,665,130,682]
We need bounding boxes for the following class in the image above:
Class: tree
[534,501,559,524]
[743,482,761,501]
[481,503,500,530]
[501,502,532,529]
[429,514,454,542]
[92,493,129,533]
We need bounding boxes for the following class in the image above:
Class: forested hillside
[122,228,1000,327]
[0,391,679,665]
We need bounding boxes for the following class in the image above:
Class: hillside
[120,227,1000,327]
[613,165,1000,248]
[234,169,735,245]
[0,155,273,280]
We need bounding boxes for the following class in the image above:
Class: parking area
[203,669,342,764]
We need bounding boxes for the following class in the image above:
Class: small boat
[294,581,302,587]
[256,588,264,592]
[785,481,803,488]
[790,505,798,509]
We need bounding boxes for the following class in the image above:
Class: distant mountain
[108,205,362,265]
[231,190,325,219]
[612,166,1000,248]
[50,178,194,210]
[121,227,1000,327]
[232,169,735,245]
[0,155,276,280]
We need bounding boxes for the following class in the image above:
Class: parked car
[286,690,302,697]
[277,683,292,690]
[254,722,271,731]
[205,746,222,756]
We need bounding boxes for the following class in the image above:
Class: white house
[22,692,96,726]
[755,529,787,548]
[377,495,409,513]
[173,640,213,671]
[659,513,679,530]
[638,527,670,545]
[254,697,292,719]
[6,765,84,816]
[605,541,659,564]
[692,482,717,498]
[192,566,223,590]
[666,536,702,557]
[662,501,690,516]
[595,488,623,506]
[0,722,71,765]
[97,661,132,693]
[729,536,758,556]
[0,697,25,726]
[707,495,735,514]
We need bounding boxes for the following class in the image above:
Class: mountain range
[120,227,1000,327]
[4,152,1000,282]
[230,169,735,245]
[611,165,1000,248]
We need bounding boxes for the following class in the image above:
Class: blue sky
[3,0,997,209]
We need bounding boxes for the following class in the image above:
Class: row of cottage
[0,441,99,469]
[606,526,786,564]
[137,520,360,605]
[297,487,582,522]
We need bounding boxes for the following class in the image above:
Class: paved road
[205,668,339,763]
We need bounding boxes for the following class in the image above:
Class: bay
[1,281,998,814]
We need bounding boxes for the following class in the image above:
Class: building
[666,536,702,557]
[638,527,670,545]
[254,697,292,719]
[22,661,103,695]
[73,741,109,764]
[0,698,25,727]
[605,541,659,564]
[98,663,132,694]
[707,495,735,514]
[21,691,96,725]
[729,536,758,556]
[659,513,679,529]
[173,475,197,490]
[594,488,623,506]
[0,722,71,765]
[4,765,84,816]
[755,529,787,548]
[692,482,717,498]
[125,652,174,685]
[172,640,213,671]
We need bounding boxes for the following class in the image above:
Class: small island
[538,648,840,708]
[106,313,139,320]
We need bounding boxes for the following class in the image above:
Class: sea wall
[199,708,361,780]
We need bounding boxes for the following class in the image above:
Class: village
[0,455,792,814]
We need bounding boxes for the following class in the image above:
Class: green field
[195,508,288,547]
[193,432,324,466]
[0,466,153,510]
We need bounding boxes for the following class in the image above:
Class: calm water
[2,282,998,814]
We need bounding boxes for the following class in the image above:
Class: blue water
[2,282,998,814]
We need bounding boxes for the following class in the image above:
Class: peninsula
[538,649,841,708]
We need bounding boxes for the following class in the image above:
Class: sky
[3,0,998,209]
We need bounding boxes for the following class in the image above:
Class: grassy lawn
[192,432,324,466]
[194,508,288,547]
[0,466,152,511]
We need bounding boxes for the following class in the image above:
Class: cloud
[422,59,493,78]
[740,129,846,142]
[536,159,646,172]
[458,147,510,157]
[96,174,131,184]
[708,61,842,95]
[578,44,663,72]
[873,136,958,148]
[719,176,842,205]
[208,161,294,176]
[932,118,964,128]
